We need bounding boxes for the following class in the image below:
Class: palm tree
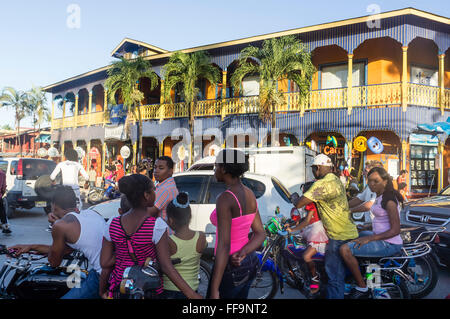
[0,87,29,157]
[162,51,220,164]
[231,35,315,129]
[26,86,49,156]
[104,56,159,164]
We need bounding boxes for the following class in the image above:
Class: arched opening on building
[226,59,260,98]
[305,131,347,168]
[53,95,64,118]
[310,45,348,91]
[139,76,161,105]
[408,37,440,87]
[353,37,402,85]
[226,133,258,149]
[78,88,89,114]
[64,92,76,117]
[263,133,299,147]
[142,137,159,164]
[89,140,103,178]
[92,85,105,112]
[352,130,402,186]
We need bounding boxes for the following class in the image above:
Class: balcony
[51,82,450,130]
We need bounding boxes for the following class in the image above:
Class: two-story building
[44,8,450,196]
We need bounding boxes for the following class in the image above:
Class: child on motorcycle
[286,201,328,295]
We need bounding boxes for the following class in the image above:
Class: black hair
[216,149,249,178]
[137,161,148,173]
[166,192,191,229]
[52,185,77,210]
[400,170,407,175]
[398,182,407,191]
[65,148,78,162]
[368,167,404,209]
[156,156,174,169]
[118,174,154,208]
[120,193,132,213]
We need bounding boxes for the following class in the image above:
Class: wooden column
[74,95,79,127]
[402,140,408,171]
[438,141,444,193]
[62,100,66,128]
[103,89,108,126]
[439,53,445,115]
[86,140,91,175]
[402,46,408,112]
[221,70,227,120]
[347,54,353,115]
[102,142,106,175]
[88,91,93,126]
[51,100,55,133]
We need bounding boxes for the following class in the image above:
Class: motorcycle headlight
[123,267,132,279]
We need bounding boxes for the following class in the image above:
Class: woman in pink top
[207,149,265,299]
[340,167,404,299]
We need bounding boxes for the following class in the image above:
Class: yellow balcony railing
[51,83,450,130]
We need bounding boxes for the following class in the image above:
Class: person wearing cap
[291,153,358,299]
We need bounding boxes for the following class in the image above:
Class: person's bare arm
[99,238,115,298]
[293,196,314,210]
[209,194,232,299]
[48,222,73,267]
[287,210,314,233]
[350,200,375,213]
[348,197,363,209]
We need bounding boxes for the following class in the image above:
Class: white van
[188,146,316,194]
[0,158,57,217]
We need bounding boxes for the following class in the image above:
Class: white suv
[0,158,57,217]
[90,171,294,254]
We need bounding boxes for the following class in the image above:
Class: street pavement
[1,207,449,299]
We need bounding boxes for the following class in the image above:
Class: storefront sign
[109,104,127,125]
[410,133,439,146]
[105,124,127,141]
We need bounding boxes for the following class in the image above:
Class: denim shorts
[347,238,402,258]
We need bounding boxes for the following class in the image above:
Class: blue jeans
[325,238,351,299]
[61,270,100,299]
[208,252,258,299]
[347,231,403,257]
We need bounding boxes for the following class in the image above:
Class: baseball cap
[312,154,333,167]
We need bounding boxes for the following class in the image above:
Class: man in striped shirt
[148,156,179,223]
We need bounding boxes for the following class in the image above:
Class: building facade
[44,8,450,196]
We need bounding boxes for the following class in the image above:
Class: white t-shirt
[50,161,89,190]
[356,186,377,222]
[103,216,168,245]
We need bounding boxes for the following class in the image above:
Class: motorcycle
[250,208,445,299]
[88,180,120,205]
[0,245,88,299]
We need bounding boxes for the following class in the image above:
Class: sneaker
[2,224,11,234]
[348,287,371,299]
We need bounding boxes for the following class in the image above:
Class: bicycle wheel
[248,269,278,299]
[404,255,438,299]
[197,259,212,298]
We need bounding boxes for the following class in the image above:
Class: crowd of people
[4,148,410,299]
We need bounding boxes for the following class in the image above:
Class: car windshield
[0,160,8,173]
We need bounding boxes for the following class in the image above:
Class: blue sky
[0,0,448,128]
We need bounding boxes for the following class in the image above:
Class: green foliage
[162,51,220,117]
[231,35,316,124]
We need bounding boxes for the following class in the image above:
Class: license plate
[35,201,47,208]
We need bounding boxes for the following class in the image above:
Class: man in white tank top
[50,148,89,211]
[9,186,106,299]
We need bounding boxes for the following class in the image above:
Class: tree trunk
[137,104,143,164]
[17,118,22,157]
[272,102,276,132]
